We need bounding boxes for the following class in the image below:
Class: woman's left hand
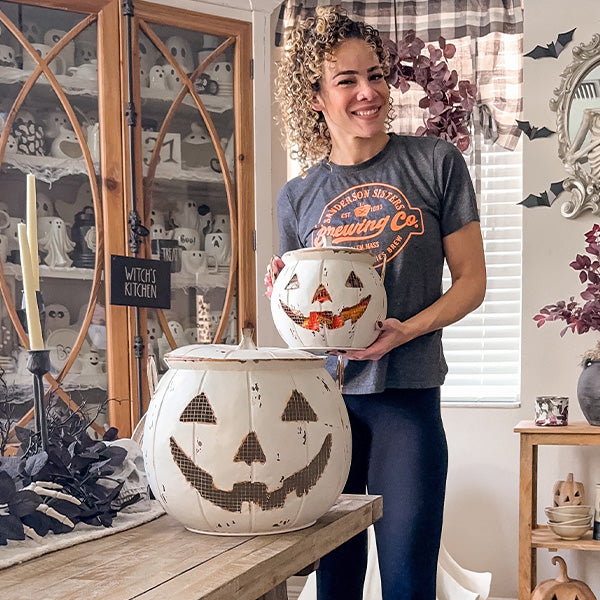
[335,318,408,361]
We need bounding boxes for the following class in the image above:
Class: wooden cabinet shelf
[532,526,600,551]
[515,420,600,599]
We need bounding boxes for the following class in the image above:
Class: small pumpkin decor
[142,331,351,534]
[270,242,387,351]
[531,556,597,600]
[553,473,585,507]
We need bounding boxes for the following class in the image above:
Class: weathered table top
[0,494,382,600]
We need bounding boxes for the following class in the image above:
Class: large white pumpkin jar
[271,246,387,350]
[142,332,351,535]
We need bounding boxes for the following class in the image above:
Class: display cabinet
[0,0,255,439]
[515,420,600,600]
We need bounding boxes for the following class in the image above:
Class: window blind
[441,137,523,405]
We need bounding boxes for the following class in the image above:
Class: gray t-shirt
[276,134,479,394]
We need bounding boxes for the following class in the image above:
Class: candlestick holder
[17,289,46,337]
[26,349,50,452]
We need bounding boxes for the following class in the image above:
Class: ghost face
[36,193,54,217]
[166,35,193,74]
[46,303,70,332]
[204,232,231,267]
[147,316,160,355]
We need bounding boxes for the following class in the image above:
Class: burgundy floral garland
[385,31,477,152]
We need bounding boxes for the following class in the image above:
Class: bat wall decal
[524,28,576,59]
[516,120,555,140]
[519,180,565,208]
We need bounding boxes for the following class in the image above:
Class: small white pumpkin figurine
[142,330,351,534]
[270,241,387,350]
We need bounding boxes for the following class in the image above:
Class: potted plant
[533,224,600,425]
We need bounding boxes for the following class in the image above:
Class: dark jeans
[317,388,448,600]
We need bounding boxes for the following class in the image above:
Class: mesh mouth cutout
[170,433,332,512]
[279,296,371,331]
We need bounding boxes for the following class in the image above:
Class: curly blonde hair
[275,6,391,174]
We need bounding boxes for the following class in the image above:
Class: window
[441,136,523,406]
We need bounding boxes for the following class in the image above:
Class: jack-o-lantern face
[169,388,331,512]
[270,249,387,350]
[143,350,351,534]
[279,270,371,332]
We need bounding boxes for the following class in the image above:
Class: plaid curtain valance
[274,0,523,150]
[275,0,523,46]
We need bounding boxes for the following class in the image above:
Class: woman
[269,7,486,599]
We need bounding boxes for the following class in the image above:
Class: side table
[514,420,600,600]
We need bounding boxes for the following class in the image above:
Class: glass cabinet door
[0,1,117,436]
[133,8,254,375]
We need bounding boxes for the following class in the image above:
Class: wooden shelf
[515,420,600,435]
[532,526,600,550]
[4,263,96,281]
[516,420,600,599]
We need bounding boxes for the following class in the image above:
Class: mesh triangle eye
[282,389,318,422]
[234,431,266,465]
[285,274,300,290]
[345,271,363,288]
[179,392,217,423]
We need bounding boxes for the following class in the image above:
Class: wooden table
[0,494,382,600]
[515,420,600,600]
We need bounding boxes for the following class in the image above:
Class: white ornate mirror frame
[550,34,600,218]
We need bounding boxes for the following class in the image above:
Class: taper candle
[26,174,39,291]
[18,223,44,350]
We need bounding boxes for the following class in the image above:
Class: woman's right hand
[264,255,285,299]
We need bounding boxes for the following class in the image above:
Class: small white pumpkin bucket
[142,331,351,535]
[270,245,387,351]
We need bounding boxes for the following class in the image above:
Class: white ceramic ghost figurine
[39,217,75,268]
[43,111,72,139]
[22,20,43,44]
[36,193,54,217]
[184,327,198,344]
[50,126,83,159]
[149,65,167,90]
[79,348,104,376]
[157,320,186,369]
[181,122,214,169]
[146,316,161,357]
[139,37,160,85]
[171,199,200,231]
[205,231,231,266]
[166,35,194,74]
[167,320,186,345]
[6,133,17,153]
[45,303,70,334]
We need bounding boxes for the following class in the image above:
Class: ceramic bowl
[544,505,593,521]
[547,521,592,540]
[547,515,593,527]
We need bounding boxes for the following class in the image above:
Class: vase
[577,360,600,426]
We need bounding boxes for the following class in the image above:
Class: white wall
[443,1,600,597]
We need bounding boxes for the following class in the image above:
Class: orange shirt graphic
[310,183,424,268]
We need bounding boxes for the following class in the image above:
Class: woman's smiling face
[312,38,390,150]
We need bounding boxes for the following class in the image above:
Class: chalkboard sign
[110,255,171,309]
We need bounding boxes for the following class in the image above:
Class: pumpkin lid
[282,245,376,265]
[164,329,327,365]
